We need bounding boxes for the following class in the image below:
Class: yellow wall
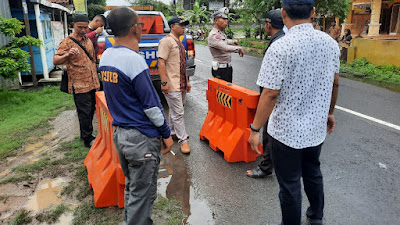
[348,38,400,66]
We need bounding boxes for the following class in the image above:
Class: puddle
[25,141,45,153]
[44,132,57,140]
[0,169,11,178]
[159,153,215,224]
[25,177,67,212]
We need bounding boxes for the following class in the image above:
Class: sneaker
[180,142,191,154]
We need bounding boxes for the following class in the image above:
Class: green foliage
[88,4,106,20]
[0,15,41,79]
[183,0,211,24]
[87,0,106,6]
[0,174,33,185]
[340,58,400,88]
[315,0,351,23]
[36,204,69,224]
[225,27,234,39]
[13,158,51,172]
[9,210,32,225]
[0,86,74,159]
[244,27,251,38]
[72,200,122,225]
[238,37,268,50]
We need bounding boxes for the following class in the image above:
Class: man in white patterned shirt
[248,0,340,224]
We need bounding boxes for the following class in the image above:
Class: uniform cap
[168,16,189,26]
[282,0,314,5]
[260,9,284,30]
[213,11,228,19]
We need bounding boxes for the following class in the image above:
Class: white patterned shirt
[257,23,340,149]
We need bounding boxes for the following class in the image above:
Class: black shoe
[307,218,323,225]
[246,166,273,178]
[84,139,95,148]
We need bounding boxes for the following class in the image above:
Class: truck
[96,7,196,96]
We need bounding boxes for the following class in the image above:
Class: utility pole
[22,0,37,87]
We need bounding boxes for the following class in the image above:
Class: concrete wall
[348,38,400,66]
[0,0,12,47]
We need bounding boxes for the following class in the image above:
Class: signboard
[48,0,69,3]
[73,0,87,14]
[209,0,224,11]
[352,2,371,14]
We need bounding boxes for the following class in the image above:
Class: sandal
[246,167,272,178]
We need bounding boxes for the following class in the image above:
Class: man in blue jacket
[99,7,173,225]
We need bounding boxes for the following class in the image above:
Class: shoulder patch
[215,35,222,40]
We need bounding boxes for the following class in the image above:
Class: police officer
[208,8,244,83]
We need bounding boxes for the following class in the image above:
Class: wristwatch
[250,124,260,132]
[161,81,168,86]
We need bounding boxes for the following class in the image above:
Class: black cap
[261,9,284,30]
[73,14,89,23]
[168,16,189,26]
[282,0,314,5]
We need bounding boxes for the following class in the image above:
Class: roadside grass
[238,37,268,50]
[72,200,123,225]
[9,209,32,225]
[153,195,184,225]
[0,86,74,160]
[340,58,400,91]
[35,204,69,224]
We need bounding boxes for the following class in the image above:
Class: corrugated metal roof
[0,0,12,47]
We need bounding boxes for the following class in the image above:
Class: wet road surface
[164,44,400,225]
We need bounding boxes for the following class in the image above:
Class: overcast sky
[106,0,172,6]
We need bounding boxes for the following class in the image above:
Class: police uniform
[208,12,242,83]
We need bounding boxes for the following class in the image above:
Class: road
[167,44,400,225]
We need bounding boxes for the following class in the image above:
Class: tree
[87,0,106,20]
[315,0,351,23]
[183,0,211,24]
[0,15,40,79]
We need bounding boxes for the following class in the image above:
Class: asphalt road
[173,44,400,225]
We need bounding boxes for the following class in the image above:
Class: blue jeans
[270,136,324,225]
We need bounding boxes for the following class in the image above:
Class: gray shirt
[257,23,340,149]
[208,27,242,64]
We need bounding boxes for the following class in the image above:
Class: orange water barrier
[84,91,125,208]
[200,78,263,163]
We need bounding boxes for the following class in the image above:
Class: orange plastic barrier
[140,15,164,34]
[200,78,263,163]
[84,92,125,208]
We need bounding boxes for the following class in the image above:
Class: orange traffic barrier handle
[208,78,260,109]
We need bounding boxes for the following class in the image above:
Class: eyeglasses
[131,22,144,27]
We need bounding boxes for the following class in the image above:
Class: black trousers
[270,136,324,225]
[211,66,233,83]
[258,121,273,173]
[73,89,96,144]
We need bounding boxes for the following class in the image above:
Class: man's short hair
[107,7,137,37]
[94,15,106,24]
[283,4,313,20]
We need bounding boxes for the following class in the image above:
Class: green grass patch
[72,200,123,225]
[340,58,400,91]
[9,209,32,225]
[238,37,268,50]
[0,86,74,159]
[153,195,184,225]
[194,40,208,45]
[36,204,69,224]
[13,157,51,173]
[0,174,33,185]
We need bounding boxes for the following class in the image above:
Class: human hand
[161,83,169,94]
[68,47,79,57]
[187,81,191,93]
[239,49,244,57]
[95,27,103,34]
[234,40,239,45]
[162,136,174,155]
[248,131,261,154]
[327,114,335,134]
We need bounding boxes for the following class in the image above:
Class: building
[343,0,400,37]
[343,0,400,66]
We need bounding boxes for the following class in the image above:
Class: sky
[106,0,172,6]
